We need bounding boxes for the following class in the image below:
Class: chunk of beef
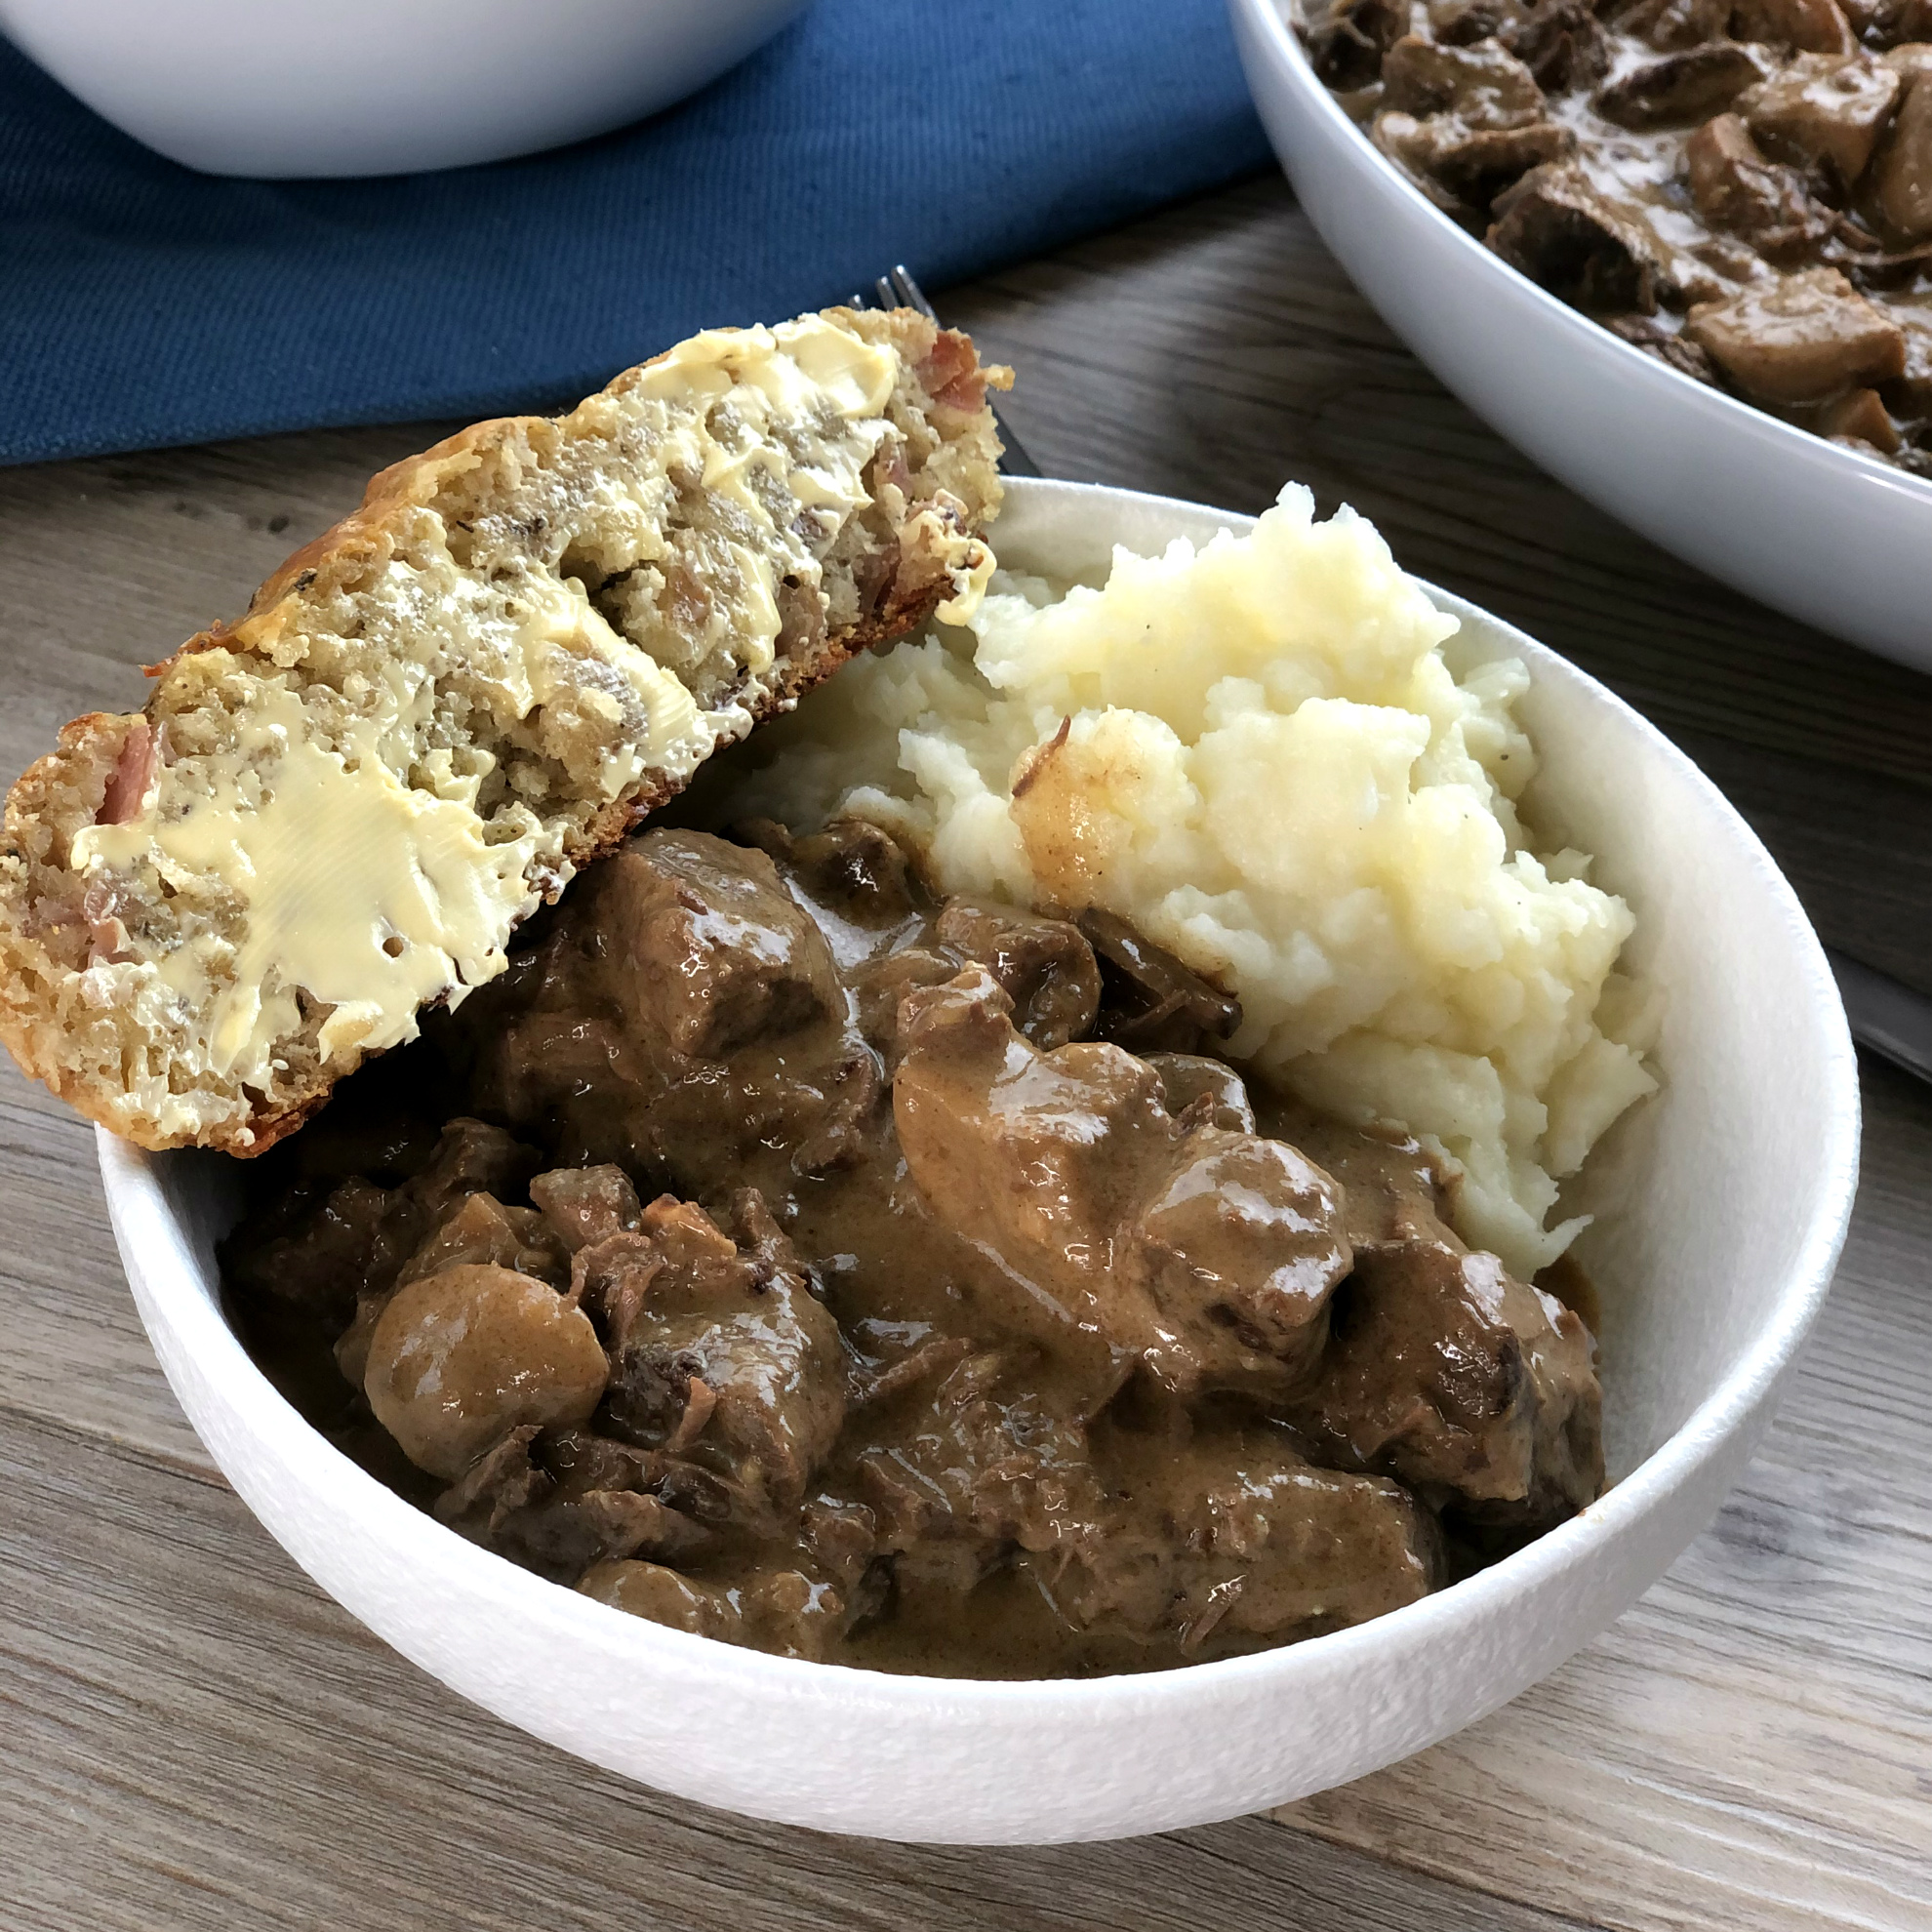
[530,1163,643,1252]
[1305,0,1411,87]
[1142,1052,1258,1133]
[1291,1238,1602,1528]
[1737,52,1901,181]
[1731,0,1859,50]
[431,1424,712,1582]
[222,1115,540,1328]
[1382,33,1551,120]
[1687,112,1838,257]
[1378,112,1578,206]
[470,827,881,1180]
[1374,33,1570,208]
[398,1191,567,1290]
[463,1007,644,1156]
[892,967,1349,1399]
[1610,0,1732,51]
[225,1174,393,1328]
[1604,313,1722,381]
[586,829,844,1061]
[1430,0,1527,45]
[1503,0,1611,87]
[400,1117,538,1231]
[934,897,1101,1049]
[1488,162,1680,311]
[1078,908,1242,1055]
[1872,72,1932,237]
[1117,1124,1353,1393]
[847,945,960,1063]
[1685,265,1908,396]
[796,1493,885,1605]
[732,817,923,960]
[855,1350,1105,1590]
[1595,43,1771,130]
[1269,1113,1459,1257]
[432,1425,550,1533]
[1039,1431,1441,1651]
[578,1558,852,1661]
[599,1195,846,1516]
[1258,1103,1602,1527]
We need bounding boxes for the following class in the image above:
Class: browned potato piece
[365,1263,609,1478]
[1686,268,1907,401]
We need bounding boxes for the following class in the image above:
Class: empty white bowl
[97,477,1858,1843]
[0,0,806,177]
[1228,0,1932,673]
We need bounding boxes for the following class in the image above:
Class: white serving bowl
[1228,0,1932,674]
[0,0,805,178]
[98,477,1858,1844]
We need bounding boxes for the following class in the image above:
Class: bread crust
[0,310,1006,1155]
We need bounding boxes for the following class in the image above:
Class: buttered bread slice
[0,307,1005,1152]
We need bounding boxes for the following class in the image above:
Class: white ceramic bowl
[1228,0,1932,674]
[97,477,1858,1843]
[0,0,806,178]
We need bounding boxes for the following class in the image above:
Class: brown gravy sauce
[223,820,1605,1677]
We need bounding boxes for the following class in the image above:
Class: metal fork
[848,263,1041,478]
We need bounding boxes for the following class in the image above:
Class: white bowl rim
[98,474,1862,1718]
[1230,0,1932,514]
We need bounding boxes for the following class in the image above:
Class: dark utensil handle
[1829,948,1932,1086]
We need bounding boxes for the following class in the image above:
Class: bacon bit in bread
[98,719,152,825]
[919,331,990,414]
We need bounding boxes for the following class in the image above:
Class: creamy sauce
[223,822,1604,1677]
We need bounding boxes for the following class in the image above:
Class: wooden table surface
[3,171,1928,1932]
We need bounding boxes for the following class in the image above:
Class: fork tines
[846,263,1040,478]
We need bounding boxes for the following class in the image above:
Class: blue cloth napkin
[0,0,1270,466]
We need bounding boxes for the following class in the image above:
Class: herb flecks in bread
[0,308,1006,1152]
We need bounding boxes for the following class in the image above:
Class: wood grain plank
[0,1409,1590,1932]
[0,1057,209,1475]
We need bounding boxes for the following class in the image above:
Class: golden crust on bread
[0,307,1007,1153]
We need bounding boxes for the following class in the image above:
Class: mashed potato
[726,484,1657,1279]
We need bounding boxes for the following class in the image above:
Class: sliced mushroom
[1872,73,1932,238]
[1684,266,1908,399]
